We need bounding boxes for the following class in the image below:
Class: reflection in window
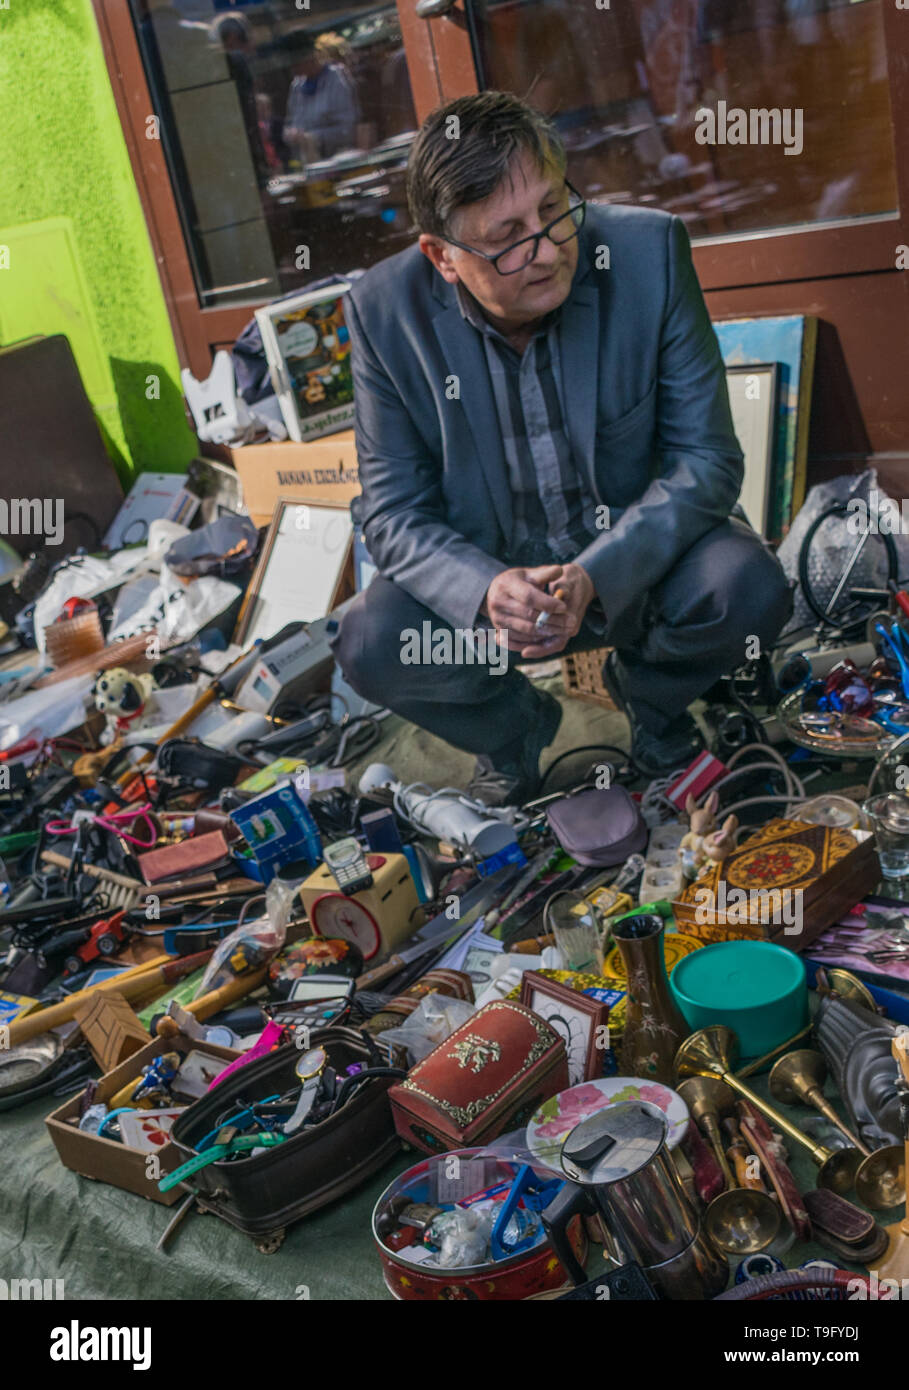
[471,0,897,239]
[131,1,419,306]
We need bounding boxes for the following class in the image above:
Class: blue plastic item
[489,1164,562,1262]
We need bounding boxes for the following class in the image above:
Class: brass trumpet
[675,1026,862,1195]
[677,1077,736,1191]
[679,1074,782,1255]
[769,1049,904,1211]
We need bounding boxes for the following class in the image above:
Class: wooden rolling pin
[6,950,212,1047]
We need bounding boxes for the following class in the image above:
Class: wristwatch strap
[283,1074,322,1136]
[158,1132,285,1193]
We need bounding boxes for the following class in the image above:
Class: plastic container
[669,940,808,1058]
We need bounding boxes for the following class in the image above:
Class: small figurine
[679,791,719,880]
[93,667,157,745]
[701,814,740,871]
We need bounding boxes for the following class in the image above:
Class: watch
[158,1132,285,1193]
[284,1046,328,1136]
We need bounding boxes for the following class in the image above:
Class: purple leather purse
[545,786,647,867]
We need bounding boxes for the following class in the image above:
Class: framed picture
[234,497,353,646]
[520,970,610,1085]
[725,362,779,539]
[255,283,354,443]
[714,314,817,540]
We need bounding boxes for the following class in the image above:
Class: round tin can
[373,1149,587,1301]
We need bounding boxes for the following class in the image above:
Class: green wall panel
[0,0,196,482]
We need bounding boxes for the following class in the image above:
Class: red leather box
[389,999,569,1155]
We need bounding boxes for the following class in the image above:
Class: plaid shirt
[456,283,600,569]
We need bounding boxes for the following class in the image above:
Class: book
[255,283,354,443]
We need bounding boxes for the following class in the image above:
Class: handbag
[545,786,647,867]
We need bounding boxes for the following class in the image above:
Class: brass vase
[612,913,689,1085]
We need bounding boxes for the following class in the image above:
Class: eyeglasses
[443,180,587,276]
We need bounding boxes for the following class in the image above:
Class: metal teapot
[542,1100,728,1299]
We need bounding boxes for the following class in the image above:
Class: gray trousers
[331,517,792,758]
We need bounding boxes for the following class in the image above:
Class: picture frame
[725,362,779,539]
[233,497,353,647]
[714,314,817,541]
[255,282,354,443]
[520,970,610,1085]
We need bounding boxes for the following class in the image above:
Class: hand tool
[155,965,270,1035]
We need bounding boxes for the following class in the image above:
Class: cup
[543,890,603,972]
[863,793,909,879]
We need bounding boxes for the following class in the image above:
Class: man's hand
[481,565,570,653]
[520,562,596,658]
[481,563,594,659]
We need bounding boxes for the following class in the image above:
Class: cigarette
[534,587,566,631]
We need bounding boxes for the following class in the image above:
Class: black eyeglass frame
[441,180,587,276]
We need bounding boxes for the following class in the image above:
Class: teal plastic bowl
[669,940,808,1058]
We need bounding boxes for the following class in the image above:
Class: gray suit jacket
[346,203,744,634]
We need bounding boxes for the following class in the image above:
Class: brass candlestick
[674,1026,862,1195]
[770,1049,904,1211]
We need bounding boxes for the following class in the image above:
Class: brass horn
[703,1187,782,1255]
[677,1077,736,1191]
[769,1049,904,1212]
[674,1026,862,1195]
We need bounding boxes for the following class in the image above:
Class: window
[130,0,419,307]
[468,0,898,240]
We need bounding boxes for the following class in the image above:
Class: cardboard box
[45,1033,240,1206]
[208,432,359,527]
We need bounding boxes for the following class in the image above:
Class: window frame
[93,0,909,380]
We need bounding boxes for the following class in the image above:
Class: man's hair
[406,92,566,238]
[283,27,316,57]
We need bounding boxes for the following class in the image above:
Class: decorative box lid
[396,999,562,1133]
[674,818,873,926]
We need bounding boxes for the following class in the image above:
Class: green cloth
[0,1067,892,1300]
[0,1089,409,1300]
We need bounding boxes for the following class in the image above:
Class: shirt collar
[455,280,561,345]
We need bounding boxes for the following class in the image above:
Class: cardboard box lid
[220,433,359,527]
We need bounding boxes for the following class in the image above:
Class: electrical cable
[537,742,641,792]
[696,743,807,827]
[329,1066,408,1114]
[727,742,805,794]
